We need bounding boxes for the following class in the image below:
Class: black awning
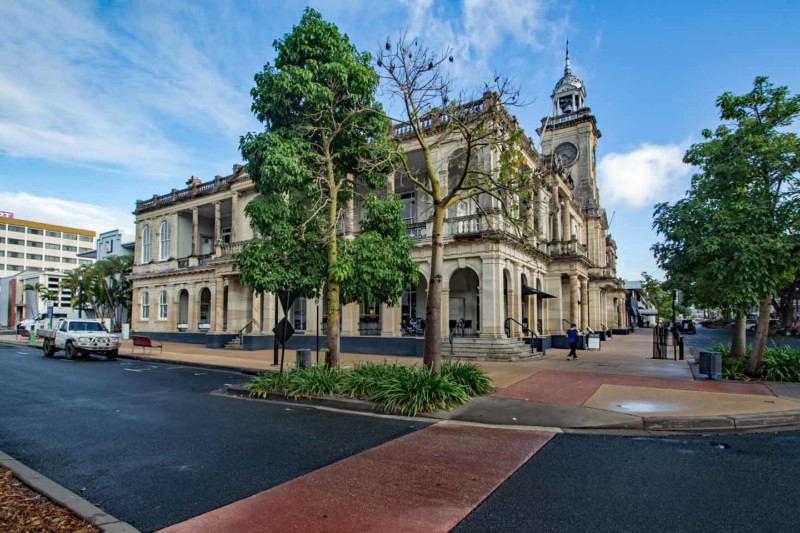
[522,284,557,299]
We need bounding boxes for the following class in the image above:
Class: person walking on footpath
[566,323,579,360]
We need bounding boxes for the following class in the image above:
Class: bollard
[296,349,312,369]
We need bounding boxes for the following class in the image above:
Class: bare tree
[377,34,537,374]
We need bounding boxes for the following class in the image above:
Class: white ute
[39,318,120,360]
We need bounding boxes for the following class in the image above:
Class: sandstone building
[129,52,627,356]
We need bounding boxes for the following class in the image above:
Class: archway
[223,286,229,331]
[178,289,189,326]
[449,268,480,335]
[503,269,511,335]
[198,288,211,329]
[521,274,529,332]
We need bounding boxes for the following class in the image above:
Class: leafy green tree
[60,256,133,328]
[639,272,686,322]
[376,35,531,374]
[653,77,800,373]
[236,8,417,368]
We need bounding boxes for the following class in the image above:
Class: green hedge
[247,360,493,416]
[710,343,800,382]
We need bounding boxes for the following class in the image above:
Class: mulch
[0,467,99,533]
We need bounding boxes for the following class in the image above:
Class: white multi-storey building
[0,215,96,276]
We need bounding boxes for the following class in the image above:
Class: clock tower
[537,43,602,213]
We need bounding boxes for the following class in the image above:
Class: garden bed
[709,343,800,382]
[246,360,493,416]
[0,467,98,533]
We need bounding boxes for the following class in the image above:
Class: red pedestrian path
[493,370,775,406]
[159,424,555,533]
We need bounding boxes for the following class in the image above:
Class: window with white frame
[159,221,170,260]
[141,292,150,320]
[141,225,152,263]
[158,290,168,319]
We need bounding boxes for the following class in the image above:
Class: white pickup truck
[39,319,120,360]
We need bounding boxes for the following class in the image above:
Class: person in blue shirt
[566,323,579,360]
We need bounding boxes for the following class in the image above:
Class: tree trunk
[748,298,772,376]
[423,204,446,375]
[730,314,747,359]
[325,192,340,368]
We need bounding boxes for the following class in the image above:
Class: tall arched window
[159,221,171,260]
[158,290,168,320]
[140,292,150,320]
[141,225,152,263]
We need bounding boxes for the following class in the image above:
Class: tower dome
[552,41,586,115]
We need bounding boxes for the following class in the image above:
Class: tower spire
[565,40,571,75]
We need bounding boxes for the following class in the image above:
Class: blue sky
[1,0,799,280]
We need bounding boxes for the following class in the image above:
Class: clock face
[555,142,578,167]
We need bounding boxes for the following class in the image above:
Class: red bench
[131,335,163,355]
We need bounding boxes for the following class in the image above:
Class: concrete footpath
[4,328,800,432]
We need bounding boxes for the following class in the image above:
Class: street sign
[273,318,295,345]
[277,289,295,314]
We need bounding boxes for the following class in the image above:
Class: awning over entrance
[522,284,557,299]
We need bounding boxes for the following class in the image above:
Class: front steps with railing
[224,337,243,350]
[447,336,539,361]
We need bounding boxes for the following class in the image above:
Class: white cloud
[0,191,134,238]
[0,1,258,178]
[598,143,692,209]
[399,0,566,86]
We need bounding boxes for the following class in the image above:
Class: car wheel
[43,339,55,357]
[65,342,77,360]
[107,349,118,360]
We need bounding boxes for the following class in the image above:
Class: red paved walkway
[493,370,775,406]
[159,424,554,533]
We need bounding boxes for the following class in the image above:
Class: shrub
[247,372,290,398]
[367,365,470,416]
[285,365,346,398]
[762,345,800,382]
[441,360,494,396]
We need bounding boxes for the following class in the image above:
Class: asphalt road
[683,324,800,351]
[456,431,800,533]
[0,343,426,532]
[3,341,800,532]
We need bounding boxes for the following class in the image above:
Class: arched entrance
[449,268,479,335]
[223,286,229,331]
[503,269,511,336]
[521,274,529,332]
[178,289,189,326]
[198,287,211,329]
[536,278,544,334]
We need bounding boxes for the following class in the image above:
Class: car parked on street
[39,319,120,360]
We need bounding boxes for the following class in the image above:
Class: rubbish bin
[296,349,312,369]
[587,333,601,350]
[27,329,37,346]
[698,350,722,380]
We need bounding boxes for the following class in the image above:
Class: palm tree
[23,281,59,324]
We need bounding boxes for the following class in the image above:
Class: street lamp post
[78,272,84,319]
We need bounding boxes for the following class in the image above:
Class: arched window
[140,292,150,320]
[158,290,168,320]
[141,225,152,263]
[159,220,170,261]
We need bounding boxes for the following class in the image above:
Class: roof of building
[625,280,643,290]
[0,216,95,237]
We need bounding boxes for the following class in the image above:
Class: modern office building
[0,214,96,276]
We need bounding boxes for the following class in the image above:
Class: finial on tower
[565,40,571,75]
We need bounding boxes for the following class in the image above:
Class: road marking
[194,372,207,376]
[123,368,144,373]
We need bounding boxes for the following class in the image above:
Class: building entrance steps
[449,336,537,361]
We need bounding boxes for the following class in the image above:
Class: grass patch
[247,360,493,416]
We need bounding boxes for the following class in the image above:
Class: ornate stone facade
[130,51,627,354]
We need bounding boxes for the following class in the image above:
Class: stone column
[188,286,197,331]
[192,208,200,256]
[231,193,239,243]
[530,294,538,334]
[440,288,450,338]
[562,201,570,242]
[170,214,179,260]
[341,302,359,336]
[213,277,224,333]
[569,274,579,327]
[509,264,521,337]
[386,173,395,194]
[251,291,262,332]
[381,302,401,337]
[580,278,589,331]
[213,201,222,254]
[168,288,179,331]
[262,292,275,333]
[480,258,503,338]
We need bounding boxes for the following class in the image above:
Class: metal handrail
[449,318,465,355]
[237,320,254,342]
